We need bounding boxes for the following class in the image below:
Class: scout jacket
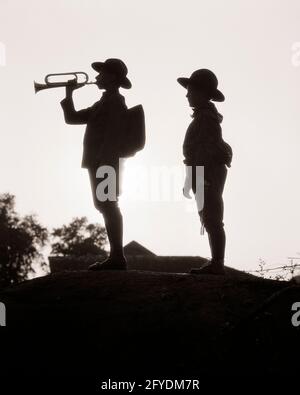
[183,101,232,168]
[61,90,127,168]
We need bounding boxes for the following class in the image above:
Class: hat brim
[117,77,132,89]
[91,62,132,89]
[177,77,190,89]
[210,89,225,102]
[91,61,105,73]
[177,77,225,102]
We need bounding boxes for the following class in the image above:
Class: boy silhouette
[178,69,232,275]
[61,58,131,271]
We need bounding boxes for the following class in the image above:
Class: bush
[0,193,48,287]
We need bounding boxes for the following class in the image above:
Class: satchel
[118,105,146,158]
[215,139,233,168]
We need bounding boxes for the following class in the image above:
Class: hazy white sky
[1,0,300,271]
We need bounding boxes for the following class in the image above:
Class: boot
[88,255,127,271]
[191,224,226,275]
[190,260,225,275]
[89,205,127,271]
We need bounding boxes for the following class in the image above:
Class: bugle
[34,71,96,93]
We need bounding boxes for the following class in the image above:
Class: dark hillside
[0,269,298,378]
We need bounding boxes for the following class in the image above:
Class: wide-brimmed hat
[91,58,132,89]
[177,68,225,102]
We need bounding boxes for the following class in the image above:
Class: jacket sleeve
[60,97,92,125]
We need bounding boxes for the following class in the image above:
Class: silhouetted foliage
[0,193,48,287]
[51,217,107,256]
[248,257,300,281]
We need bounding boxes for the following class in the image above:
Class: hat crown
[190,69,218,90]
[104,58,128,77]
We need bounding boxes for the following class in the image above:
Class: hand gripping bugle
[34,71,96,94]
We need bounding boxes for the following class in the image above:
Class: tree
[0,193,48,287]
[51,217,107,257]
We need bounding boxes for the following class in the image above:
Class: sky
[1,0,300,272]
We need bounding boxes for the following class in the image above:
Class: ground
[0,269,299,379]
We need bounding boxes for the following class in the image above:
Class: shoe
[190,263,225,275]
[88,256,127,271]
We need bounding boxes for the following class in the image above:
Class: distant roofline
[124,240,156,256]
